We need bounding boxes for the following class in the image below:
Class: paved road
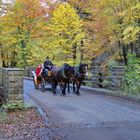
[24,79,140,140]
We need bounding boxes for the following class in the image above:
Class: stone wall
[0,68,24,103]
[92,66,107,88]
[92,66,125,89]
[110,66,125,88]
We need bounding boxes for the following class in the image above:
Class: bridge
[24,79,140,140]
[1,67,140,139]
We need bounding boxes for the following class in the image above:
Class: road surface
[24,79,140,140]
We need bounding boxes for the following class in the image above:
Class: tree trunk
[72,44,77,65]
[122,44,128,65]
[10,52,17,67]
[1,50,8,67]
[80,40,84,62]
[135,19,140,57]
[130,42,134,54]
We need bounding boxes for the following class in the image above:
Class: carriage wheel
[33,76,39,89]
[41,79,46,92]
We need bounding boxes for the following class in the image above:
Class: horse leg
[76,80,81,95]
[59,82,63,92]
[55,81,57,90]
[51,81,57,95]
[73,80,76,93]
[62,82,66,96]
[67,82,70,93]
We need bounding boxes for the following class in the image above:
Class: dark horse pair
[51,63,74,95]
[51,63,88,96]
[67,63,88,95]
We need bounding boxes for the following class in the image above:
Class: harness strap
[61,67,67,79]
[75,65,85,77]
[74,66,79,74]
[75,65,82,77]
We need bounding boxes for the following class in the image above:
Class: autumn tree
[0,0,14,67]
[45,3,85,65]
[122,2,140,56]
[99,0,140,64]
[1,0,140,67]
[65,0,140,65]
[0,0,47,67]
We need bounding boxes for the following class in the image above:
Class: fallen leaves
[0,108,50,139]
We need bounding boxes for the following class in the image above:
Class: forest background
[0,0,140,93]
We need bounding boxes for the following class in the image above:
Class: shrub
[1,101,25,112]
[124,53,140,94]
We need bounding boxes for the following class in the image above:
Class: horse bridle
[77,64,88,77]
[61,65,72,79]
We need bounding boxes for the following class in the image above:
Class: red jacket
[36,64,43,77]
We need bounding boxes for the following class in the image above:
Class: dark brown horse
[51,63,75,96]
[68,63,88,95]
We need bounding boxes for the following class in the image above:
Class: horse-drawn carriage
[31,64,52,92]
[32,63,88,95]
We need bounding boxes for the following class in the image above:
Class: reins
[61,66,67,79]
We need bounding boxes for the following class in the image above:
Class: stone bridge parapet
[0,68,24,103]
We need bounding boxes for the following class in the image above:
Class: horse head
[78,63,88,77]
[62,63,75,79]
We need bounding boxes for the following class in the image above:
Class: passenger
[36,64,43,77]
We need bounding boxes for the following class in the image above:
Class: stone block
[2,68,24,103]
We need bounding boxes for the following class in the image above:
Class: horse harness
[75,65,86,78]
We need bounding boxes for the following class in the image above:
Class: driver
[43,56,53,76]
